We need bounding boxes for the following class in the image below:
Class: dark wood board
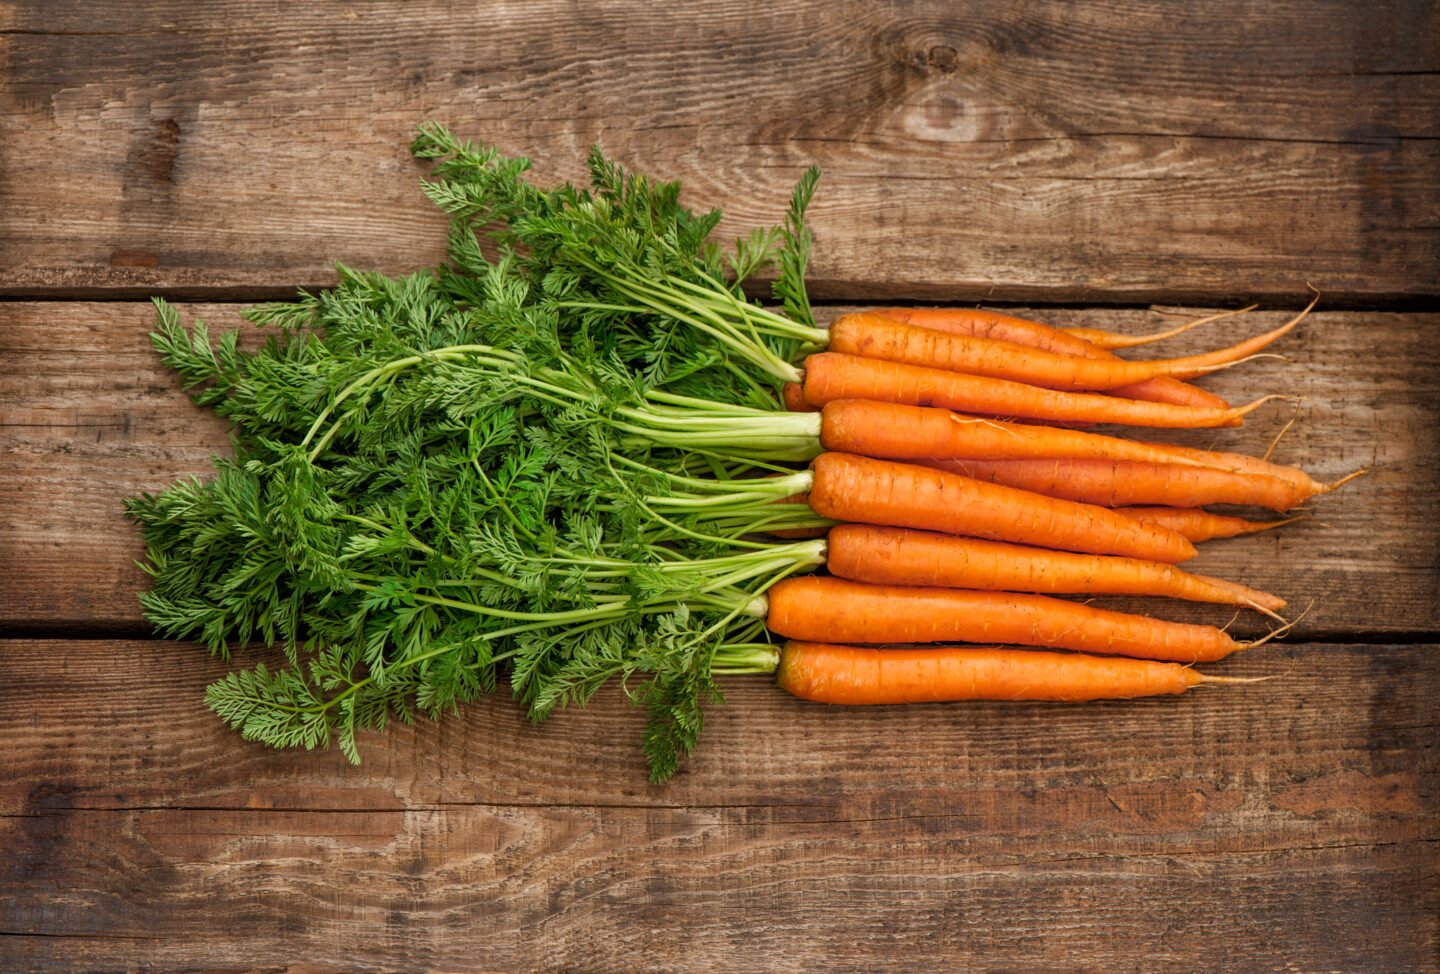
[3,301,1436,639]
[1,1,1436,302]
[1,637,1436,973]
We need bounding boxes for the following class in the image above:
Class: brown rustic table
[2,3,1437,971]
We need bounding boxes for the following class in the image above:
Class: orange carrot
[816,399,1241,471]
[829,298,1312,391]
[787,493,1307,544]
[926,457,1316,511]
[763,576,1259,663]
[781,381,818,413]
[1116,507,1309,542]
[1136,438,1333,496]
[823,523,1285,614]
[800,352,1273,429]
[875,306,1080,349]
[1061,306,1259,350]
[805,452,1197,564]
[871,306,1231,410]
[1120,439,1367,508]
[775,641,1240,704]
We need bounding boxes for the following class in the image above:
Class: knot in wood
[926,45,960,74]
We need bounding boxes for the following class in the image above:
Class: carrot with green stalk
[674,520,1283,615]
[823,524,1285,617]
[877,304,1257,354]
[798,452,1197,563]
[825,296,1312,392]
[613,392,1288,485]
[636,451,1197,563]
[1116,507,1310,542]
[1142,439,1368,499]
[753,641,1258,705]
[869,305,1250,409]
[1063,307,1261,350]
[792,351,1282,429]
[927,457,1358,512]
[759,576,1290,663]
[810,399,1274,470]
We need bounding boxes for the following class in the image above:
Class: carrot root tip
[1263,412,1302,461]
[1323,467,1371,493]
[1103,303,1259,349]
[1244,598,1290,625]
[1248,514,1313,534]
[1238,600,1313,651]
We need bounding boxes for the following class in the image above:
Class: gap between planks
[4,289,1436,311]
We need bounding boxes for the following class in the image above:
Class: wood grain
[1,637,1436,972]
[1,1,1436,302]
[3,301,1435,639]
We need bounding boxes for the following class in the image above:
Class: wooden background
[2,2,1436,971]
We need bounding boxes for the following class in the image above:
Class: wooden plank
[2,301,1436,638]
[1,637,1436,971]
[1,1,1436,302]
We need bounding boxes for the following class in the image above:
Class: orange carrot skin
[875,307,1080,348]
[800,353,1253,429]
[1137,439,1324,496]
[878,308,1147,364]
[766,576,1241,662]
[1065,305,1262,351]
[928,458,1308,511]
[776,641,1205,704]
[782,381,819,413]
[824,523,1285,611]
[816,399,1236,473]
[1116,507,1301,542]
[1064,323,1224,351]
[870,308,1231,410]
[1066,326,1167,349]
[829,312,1293,391]
[808,452,1197,563]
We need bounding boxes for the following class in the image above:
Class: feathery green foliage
[130,126,827,780]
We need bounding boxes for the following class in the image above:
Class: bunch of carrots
[740,297,1363,707]
[134,128,1366,778]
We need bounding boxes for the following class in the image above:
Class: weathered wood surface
[3,301,1436,639]
[1,1,1436,302]
[2,637,1436,972]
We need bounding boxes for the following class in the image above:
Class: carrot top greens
[129,127,829,780]
[413,122,827,387]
